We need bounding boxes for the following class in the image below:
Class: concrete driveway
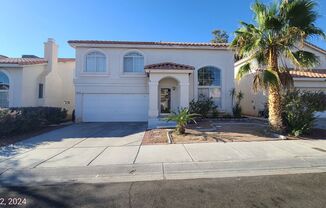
[0,122,147,170]
[1,122,326,185]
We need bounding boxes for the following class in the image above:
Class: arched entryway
[145,62,194,120]
[0,71,9,108]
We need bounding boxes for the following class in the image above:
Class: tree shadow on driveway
[0,122,147,163]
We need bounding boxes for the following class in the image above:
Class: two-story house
[68,40,234,128]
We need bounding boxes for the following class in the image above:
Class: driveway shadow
[0,122,147,162]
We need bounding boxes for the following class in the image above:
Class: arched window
[123,52,144,72]
[198,66,221,107]
[85,52,106,72]
[0,72,9,108]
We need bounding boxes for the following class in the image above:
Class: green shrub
[0,107,67,137]
[282,90,326,136]
[212,109,219,117]
[232,103,242,118]
[42,107,67,124]
[231,90,244,118]
[0,109,19,136]
[189,95,217,118]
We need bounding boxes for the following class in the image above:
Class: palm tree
[231,0,325,132]
[165,108,199,134]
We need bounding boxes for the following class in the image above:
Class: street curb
[1,157,326,186]
[167,130,173,144]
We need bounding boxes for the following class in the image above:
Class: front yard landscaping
[142,119,284,145]
[142,129,169,145]
[143,117,326,145]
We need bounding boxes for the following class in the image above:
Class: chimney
[44,38,58,67]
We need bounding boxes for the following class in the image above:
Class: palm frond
[253,70,265,92]
[263,69,280,88]
[291,50,320,68]
[253,69,280,92]
[237,63,252,80]
[252,1,268,28]
[255,51,267,66]
[284,47,301,66]
[281,0,324,38]
[231,22,263,57]
[278,68,294,89]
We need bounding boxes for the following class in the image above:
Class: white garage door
[82,94,149,122]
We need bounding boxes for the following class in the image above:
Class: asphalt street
[1,172,326,208]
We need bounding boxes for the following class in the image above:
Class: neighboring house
[68,40,234,127]
[0,39,75,115]
[234,41,326,117]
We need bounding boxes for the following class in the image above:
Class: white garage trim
[82,93,149,122]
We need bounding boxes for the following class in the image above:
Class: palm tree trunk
[268,86,283,131]
[268,48,283,132]
[177,125,186,134]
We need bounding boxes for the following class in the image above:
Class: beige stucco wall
[57,62,75,114]
[236,75,326,116]
[235,73,267,116]
[74,46,234,118]
[0,62,75,116]
[22,64,46,107]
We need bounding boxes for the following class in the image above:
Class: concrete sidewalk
[1,139,326,185]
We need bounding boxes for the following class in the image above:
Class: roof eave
[68,42,231,50]
[294,77,326,81]
[0,64,23,68]
[304,41,326,55]
[145,69,194,73]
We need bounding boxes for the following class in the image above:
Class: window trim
[0,71,10,108]
[82,50,109,75]
[122,50,145,75]
[197,66,221,87]
[197,66,222,108]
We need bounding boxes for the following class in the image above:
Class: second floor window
[85,52,106,72]
[123,52,144,73]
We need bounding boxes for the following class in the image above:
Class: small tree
[165,108,199,134]
[232,90,244,118]
[231,0,325,132]
[211,29,229,43]
[230,88,236,106]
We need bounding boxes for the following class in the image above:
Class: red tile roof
[68,40,229,48]
[290,69,326,78]
[145,62,195,70]
[58,58,75,63]
[0,58,75,65]
[0,58,47,65]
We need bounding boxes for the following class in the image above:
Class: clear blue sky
[1,0,325,58]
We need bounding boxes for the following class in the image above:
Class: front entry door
[160,88,171,113]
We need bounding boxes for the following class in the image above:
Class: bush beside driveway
[0,107,68,147]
